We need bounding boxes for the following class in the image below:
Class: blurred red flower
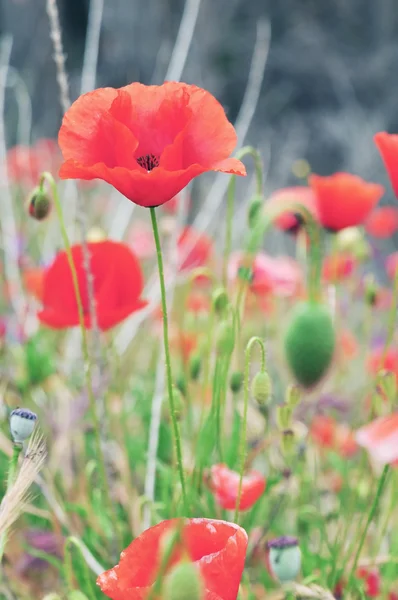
[356,567,381,597]
[310,416,336,449]
[97,518,248,600]
[229,252,302,297]
[267,186,319,233]
[309,173,384,231]
[365,206,398,238]
[356,414,398,464]
[374,132,398,197]
[7,139,61,187]
[23,267,45,301]
[386,252,398,280]
[38,240,147,330]
[58,82,246,207]
[177,226,213,272]
[208,464,266,511]
[322,253,355,283]
[368,347,398,384]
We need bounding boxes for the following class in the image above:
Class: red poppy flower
[7,139,61,186]
[97,518,248,600]
[356,567,381,597]
[310,415,336,449]
[365,206,398,238]
[322,253,355,283]
[368,347,398,384]
[38,240,147,330]
[58,82,246,207]
[177,226,213,272]
[334,425,358,458]
[208,464,266,511]
[356,414,398,464]
[374,132,398,197]
[267,186,319,233]
[309,173,384,231]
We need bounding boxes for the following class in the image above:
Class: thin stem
[348,464,390,585]
[0,444,23,565]
[39,172,116,543]
[149,207,187,512]
[234,336,266,523]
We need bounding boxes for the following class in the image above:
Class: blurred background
[1,0,398,202]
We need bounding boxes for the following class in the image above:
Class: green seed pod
[189,353,201,381]
[276,405,292,431]
[216,321,235,355]
[251,371,272,405]
[285,384,301,408]
[247,195,263,228]
[267,537,301,583]
[212,287,229,315]
[163,562,203,600]
[28,187,51,221]
[230,371,244,394]
[10,408,37,443]
[284,301,335,388]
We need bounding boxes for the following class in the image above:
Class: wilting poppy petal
[356,414,398,464]
[309,173,384,231]
[58,83,246,207]
[365,206,398,238]
[208,464,266,511]
[97,518,248,600]
[374,132,398,198]
[267,186,319,233]
[38,240,147,331]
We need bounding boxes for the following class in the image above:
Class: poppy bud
[276,405,292,431]
[281,429,295,456]
[284,301,335,388]
[216,321,235,355]
[267,536,301,583]
[10,408,37,443]
[230,371,244,393]
[212,287,229,314]
[175,373,187,397]
[248,195,263,228]
[189,353,201,381]
[28,187,51,221]
[251,371,272,405]
[285,384,301,408]
[364,276,379,307]
[377,369,396,403]
[163,562,204,600]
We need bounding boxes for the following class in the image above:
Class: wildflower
[208,464,266,511]
[28,188,51,221]
[38,240,147,330]
[310,415,336,449]
[374,132,398,197]
[368,347,398,385]
[58,82,246,207]
[229,252,302,297]
[266,536,301,583]
[267,186,319,233]
[97,518,248,600]
[177,227,213,272]
[356,567,381,597]
[10,408,37,443]
[365,206,398,238]
[356,413,398,464]
[309,172,384,231]
[322,253,355,283]
[284,301,335,388]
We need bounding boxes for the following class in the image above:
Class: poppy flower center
[136,154,160,172]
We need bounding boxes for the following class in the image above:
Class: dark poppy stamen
[136,154,160,171]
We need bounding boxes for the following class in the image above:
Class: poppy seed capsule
[284,301,335,388]
[10,408,37,443]
[216,321,235,355]
[230,371,244,394]
[267,536,301,583]
[212,287,229,314]
[28,188,51,221]
[163,562,203,600]
[251,371,272,405]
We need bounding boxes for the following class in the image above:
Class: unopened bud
[28,188,51,221]
[230,371,244,394]
[10,408,37,443]
[276,405,292,430]
[248,195,263,228]
[251,371,272,405]
[212,288,229,314]
[163,562,203,600]
[216,321,235,355]
[189,353,201,381]
[267,537,301,583]
[281,429,295,455]
[285,384,301,408]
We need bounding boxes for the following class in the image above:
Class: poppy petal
[356,414,398,464]
[374,132,398,198]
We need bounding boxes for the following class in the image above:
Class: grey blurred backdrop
[1,0,398,199]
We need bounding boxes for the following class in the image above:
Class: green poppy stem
[150,206,187,513]
[39,172,118,548]
[234,336,266,523]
